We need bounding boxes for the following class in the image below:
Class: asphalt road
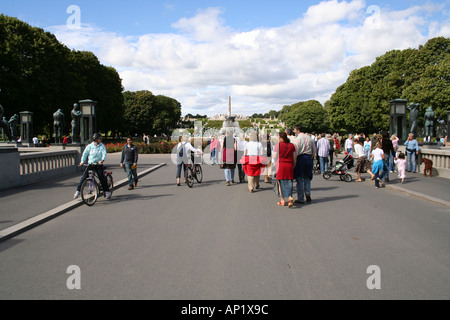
[0,155,449,300]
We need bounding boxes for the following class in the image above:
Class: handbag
[272,179,280,196]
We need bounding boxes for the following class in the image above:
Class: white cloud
[48,1,450,116]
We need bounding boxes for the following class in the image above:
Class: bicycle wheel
[186,167,195,188]
[194,165,203,183]
[81,178,99,206]
[106,174,114,196]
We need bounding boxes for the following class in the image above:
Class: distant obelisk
[228,96,231,117]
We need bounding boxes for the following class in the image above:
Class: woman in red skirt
[273,132,297,208]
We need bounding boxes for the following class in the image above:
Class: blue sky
[1,0,449,116]
[2,0,443,34]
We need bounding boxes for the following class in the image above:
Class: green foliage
[0,15,124,137]
[105,141,178,154]
[279,100,330,133]
[205,120,224,130]
[238,120,253,128]
[326,37,450,133]
[123,90,181,136]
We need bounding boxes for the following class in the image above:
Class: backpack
[178,142,186,158]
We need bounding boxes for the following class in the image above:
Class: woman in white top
[354,137,375,182]
[345,134,354,156]
[243,132,263,192]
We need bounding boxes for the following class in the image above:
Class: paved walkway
[0,152,449,243]
[0,154,169,241]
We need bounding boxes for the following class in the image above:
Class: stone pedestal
[0,147,20,190]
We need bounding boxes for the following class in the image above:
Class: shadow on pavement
[312,194,359,204]
[97,193,174,205]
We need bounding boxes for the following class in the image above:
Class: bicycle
[80,164,114,206]
[184,153,203,188]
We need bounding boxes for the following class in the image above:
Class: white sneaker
[105,192,111,199]
[73,191,80,199]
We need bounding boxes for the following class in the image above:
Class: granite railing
[418,148,450,178]
[19,150,79,185]
[0,146,84,190]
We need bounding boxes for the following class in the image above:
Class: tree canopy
[0,15,124,136]
[325,37,450,133]
[279,100,330,133]
[123,90,181,136]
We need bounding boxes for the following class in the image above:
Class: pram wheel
[344,174,353,183]
[323,171,332,180]
[340,175,346,181]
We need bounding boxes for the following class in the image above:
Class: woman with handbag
[273,132,297,208]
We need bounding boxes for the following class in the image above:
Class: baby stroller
[323,153,354,182]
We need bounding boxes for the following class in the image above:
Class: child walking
[371,142,385,189]
[394,152,407,184]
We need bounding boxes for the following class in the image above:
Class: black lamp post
[389,99,407,143]
[20,111,33,145]
[79,100,97,144]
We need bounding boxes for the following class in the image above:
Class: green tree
[123,91,181,136]
[279,100,329,133]
[70,51,124,135]
[326,37,450,133]
[0,15,124,137]
[152,95,182,135]
[0,15,78,134]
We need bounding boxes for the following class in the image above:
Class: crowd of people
[175,127,427,207]
[73,127,437,206]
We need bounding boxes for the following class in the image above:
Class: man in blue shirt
[74,133,111,199]
[404,133,419,173]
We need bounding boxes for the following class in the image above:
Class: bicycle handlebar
[79,163,104,167]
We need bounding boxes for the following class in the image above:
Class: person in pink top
[394,152,407,184]
[390,134,399,172]
[210,136,219,165]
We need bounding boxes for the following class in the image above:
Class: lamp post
[20,111,33,145]
[389,99,407,144]
[79,99,97,144]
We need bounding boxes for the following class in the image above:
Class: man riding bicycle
[74,133,111,199]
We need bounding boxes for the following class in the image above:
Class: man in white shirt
[316,134,330,174]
